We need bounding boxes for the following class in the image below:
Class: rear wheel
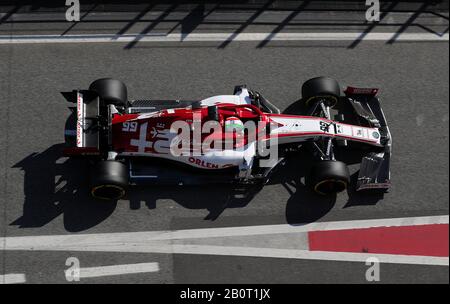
[307,160,350,195]
[90,160,128,200]
[89,78,128,107]
[64,111,76,147]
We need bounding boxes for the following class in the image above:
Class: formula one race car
[62,77,391,200]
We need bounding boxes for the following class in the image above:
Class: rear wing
[344,86,392,192]
[62,90,102,156]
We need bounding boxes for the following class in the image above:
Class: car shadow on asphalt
[11,143,383,232]
[11,144,117,232]
[127,183,263,221]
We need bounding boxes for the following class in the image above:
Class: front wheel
[301,77,341,108]
[283,77,341,116]
[90,160,128,200]
[307,160,350,195]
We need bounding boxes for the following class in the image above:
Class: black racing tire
[90,160,128,200]
[301,77,341,108]
[307,160,350,195]
[89,78,128,106]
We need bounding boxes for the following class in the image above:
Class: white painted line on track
[157,245,450,266]
[0,216,448,266]
[0,32,447,44]
[78,262,159,278]
[2,215,447,247]
[0,274,26,284]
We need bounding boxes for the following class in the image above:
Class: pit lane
[0,2,448,284]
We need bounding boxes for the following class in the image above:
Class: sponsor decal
[353,127,364,137]
[320,121,331,132]
[130,122,153,152]
[76,92,83,147]
[188,157,219,169]
[150,127,159,138]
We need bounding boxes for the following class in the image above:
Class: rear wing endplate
[62,90,100,149]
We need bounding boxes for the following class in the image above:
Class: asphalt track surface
[0,5,449,284]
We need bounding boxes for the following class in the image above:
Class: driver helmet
[224,117,245,136]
